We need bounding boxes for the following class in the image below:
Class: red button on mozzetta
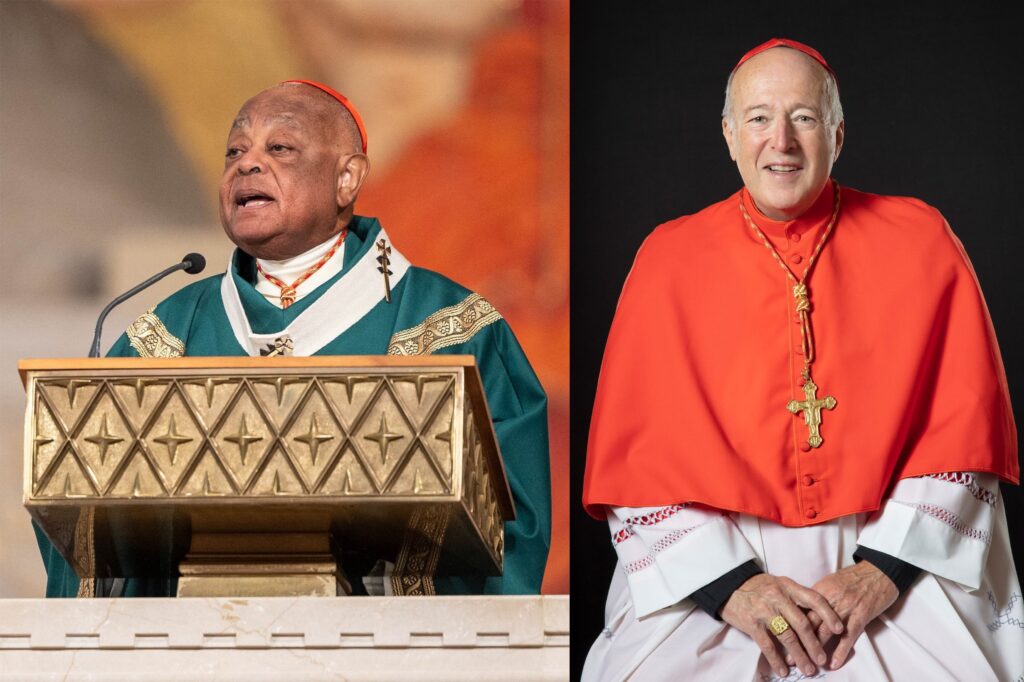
[805,508,818,519]
[790,254,803,264]
[802,475,815,486]
[790,233,801,242]
[799,442,811,452]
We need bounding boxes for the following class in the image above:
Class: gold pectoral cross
[260,336,293,357]
[786,378,836,448]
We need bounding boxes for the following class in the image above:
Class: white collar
[220,227,410,357]
[254,232,345,308]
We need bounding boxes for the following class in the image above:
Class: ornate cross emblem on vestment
[260,336,294,357]
[786,378,836,448]
[376,238,394,303]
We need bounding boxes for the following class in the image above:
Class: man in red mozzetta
[582,39,1021,679]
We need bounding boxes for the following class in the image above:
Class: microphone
[182,252,206,275]
[88,253,207,358]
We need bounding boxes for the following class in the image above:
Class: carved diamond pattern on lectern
[319,444,378,495]
[36,445,96,498]
[321,375,379,427]
[250,446,307,496]
[391,373,455,490]
[389,444,446,494]
[383,382,455,497]
[251,376,312,428]
[420,390,455,483]
[108,448,167,497]
[392,375,452,425]
[36,378,99,434]
[140,386,205,492]
[32,394,66,486]
[72,387,134,494]
[210,383,275,492]
[179,377,237,431]
[282,384,344,490]
[462,402,502,561]
[111,378,171,432]
[179,446,237,496]
[464,404,481,518]
[27,369,492,526]
[351,381,414,489]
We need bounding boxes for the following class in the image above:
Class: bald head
[722,47,843,136]
[233,83,363,155]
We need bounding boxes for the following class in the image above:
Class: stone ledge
[0,595,569,681]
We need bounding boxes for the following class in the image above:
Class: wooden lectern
[20,356,512,597]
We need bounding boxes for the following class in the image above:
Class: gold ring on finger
[769,615,790,636]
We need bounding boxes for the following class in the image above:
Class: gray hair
[721,54,844,132]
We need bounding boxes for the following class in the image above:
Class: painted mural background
[0,0,567,596]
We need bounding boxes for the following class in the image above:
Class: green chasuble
[34,216,551,598]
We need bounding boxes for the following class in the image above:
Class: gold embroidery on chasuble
[73,508,96,598]
[126,310,185,358]
[387,293,502,356]
[386,292,498,594]
[390,505,451,596]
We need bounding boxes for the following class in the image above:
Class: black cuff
[852,545,922,596]
[690,559,763,620]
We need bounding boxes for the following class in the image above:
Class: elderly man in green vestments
[33,80,551,598]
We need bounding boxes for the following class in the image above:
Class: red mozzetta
[583,180,1018,526]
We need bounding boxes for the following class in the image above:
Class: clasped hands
[720,561,898,678]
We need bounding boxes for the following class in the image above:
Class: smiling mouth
[765,165,801,174]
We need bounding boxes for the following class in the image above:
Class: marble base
[0,595,569,681]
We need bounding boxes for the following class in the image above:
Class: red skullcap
[282,79,368,153]
[733,38,838,87]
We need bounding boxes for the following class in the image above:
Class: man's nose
[237,151,263,175]
[769,118,796,150]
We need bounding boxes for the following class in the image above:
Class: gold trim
[73,508,96,598]
[390,504,451,596]
[388,294,501,356]
[126,310,185,359]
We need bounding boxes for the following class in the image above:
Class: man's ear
[722,117,737,161]
[337,153,370,209]
[832,119,845,163]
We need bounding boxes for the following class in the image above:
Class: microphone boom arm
[88,254,204,358]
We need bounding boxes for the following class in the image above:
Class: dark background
[570,3,1024,679]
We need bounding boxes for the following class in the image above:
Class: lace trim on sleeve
[903,502,993,544]
[611,504,690,546]
[919,472,997,507]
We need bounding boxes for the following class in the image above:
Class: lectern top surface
[18,355,478,387]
